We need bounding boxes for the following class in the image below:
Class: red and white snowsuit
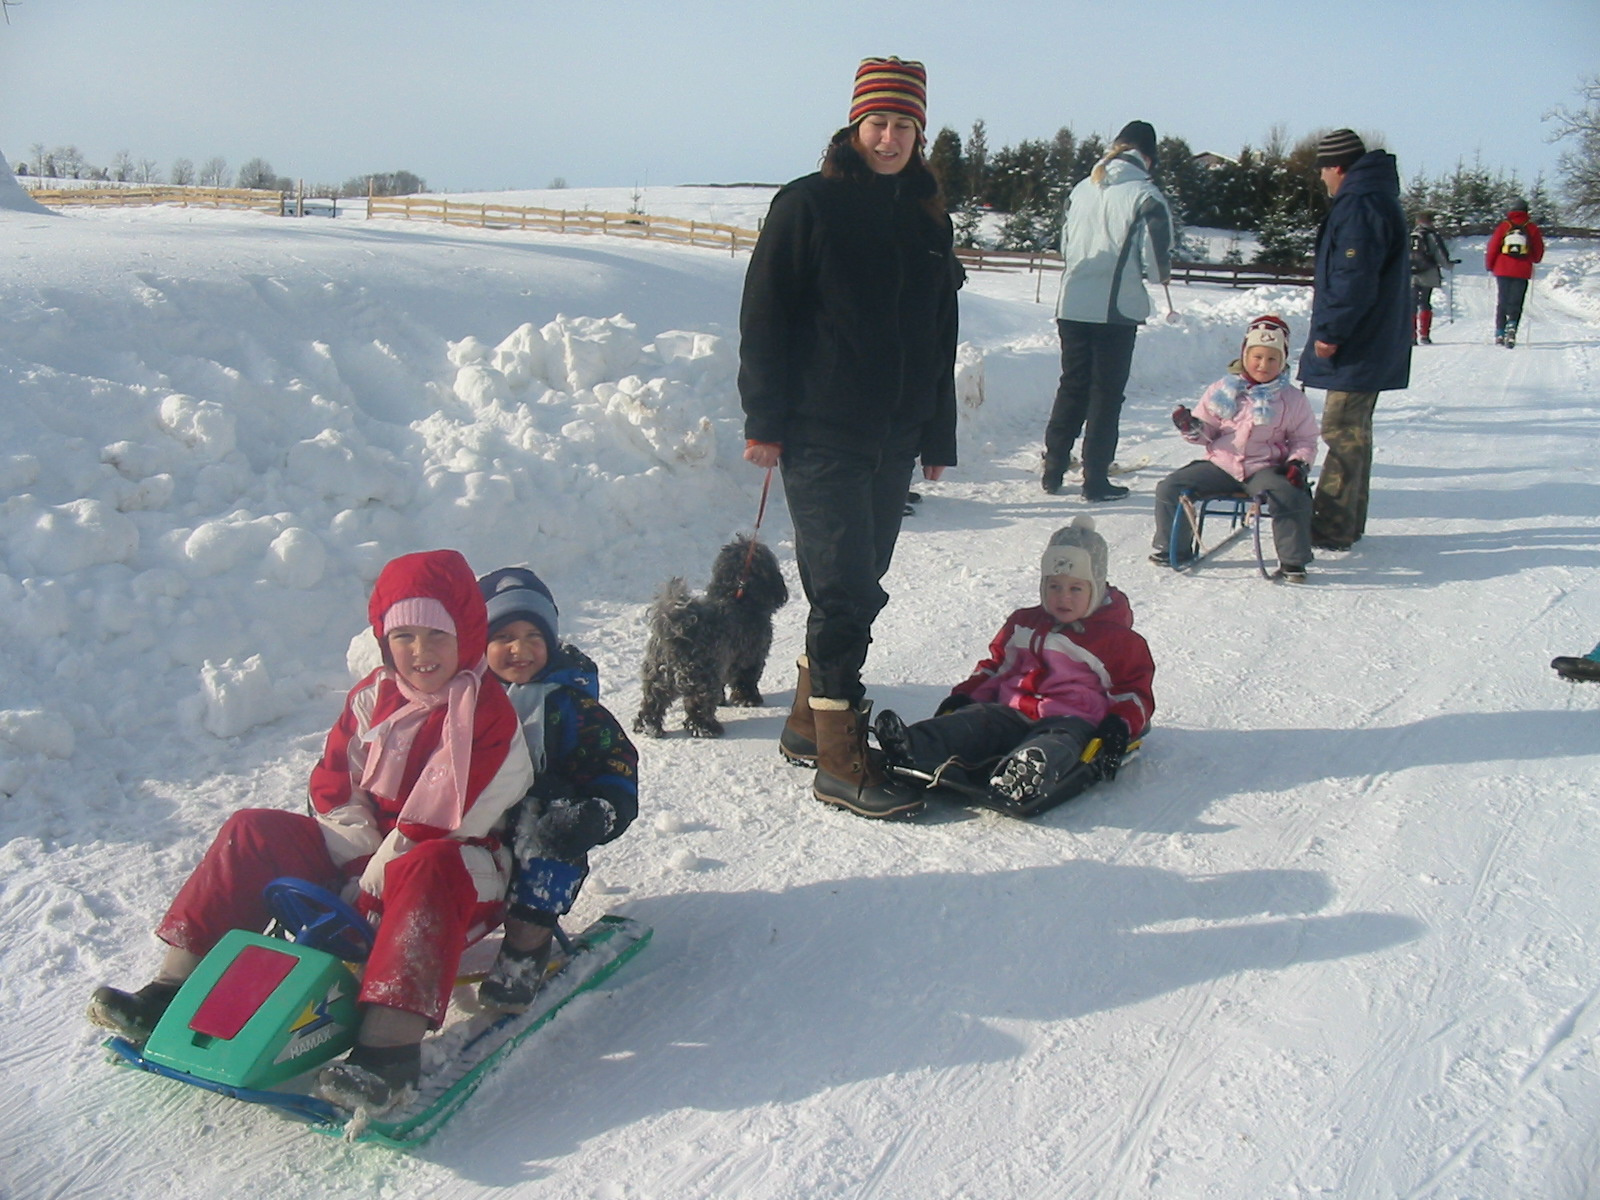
[157,549,533,1025]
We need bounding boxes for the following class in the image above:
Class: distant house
[1192,151,1238,170]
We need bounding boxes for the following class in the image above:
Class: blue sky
[4,0,1596,197]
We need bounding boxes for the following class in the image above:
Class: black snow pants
[904,701,1094,789]
[781,436,918,704]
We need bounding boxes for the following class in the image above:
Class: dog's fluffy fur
[633,536,788,738]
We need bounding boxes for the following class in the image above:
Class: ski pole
[1163,282,1181,325]
[734,466,774,599]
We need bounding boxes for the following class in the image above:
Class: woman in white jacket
[1042,121,1173,501]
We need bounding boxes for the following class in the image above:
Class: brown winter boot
[810,698,923,818]
[779,656,817,767]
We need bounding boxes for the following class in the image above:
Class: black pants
[904,702,1094,790]
[1045,319,1139,486]
[1152,460,1313,566]
[1494,276,1529,334]
[781,438,917,703]
[1412,284,1435,314]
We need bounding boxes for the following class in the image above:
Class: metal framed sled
[886,732,1142,819]
[1168,486,1306,580]
[102,878,651,1148]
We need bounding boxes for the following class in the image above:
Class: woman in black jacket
[739,56,961,819]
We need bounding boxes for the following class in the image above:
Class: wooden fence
[24,185,287,215]
[364,194,759,255]
[956,245,1314,288]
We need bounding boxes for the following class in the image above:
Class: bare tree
[51,144,85,179]
[236,157,280,190]
[170,158,195,186]
[136,158,159,184]
[29,142,44,176]
[1547,75,1600,220]
[109,150,134,182]
[198,156,230,188]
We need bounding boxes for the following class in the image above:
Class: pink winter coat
[950,587,1155,736]
[1183,372,1319,481]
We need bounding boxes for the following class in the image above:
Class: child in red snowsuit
[88,549,534,1111]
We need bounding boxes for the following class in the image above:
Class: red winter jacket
[309,549,531,875]
[1485,214,1544,280]
[950,586,1155,736]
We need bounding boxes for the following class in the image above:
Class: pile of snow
[0,148,52,215]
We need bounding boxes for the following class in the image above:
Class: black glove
[536,796,615,858]
[1277,459,1310,490]
[531,772,581,802]
[1171,405,1197,434]
[934,692,975,718]
[1093,717,1130,781]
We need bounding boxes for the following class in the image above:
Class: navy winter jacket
[1298,151,1412,394]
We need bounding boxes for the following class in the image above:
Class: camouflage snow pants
[1310,389,1380,549]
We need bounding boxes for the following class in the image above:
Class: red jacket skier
[1485,201,1545,346]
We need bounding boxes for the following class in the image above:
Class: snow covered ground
[2,179,1598,1199]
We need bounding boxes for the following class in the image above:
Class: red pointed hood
[367,549,488,666]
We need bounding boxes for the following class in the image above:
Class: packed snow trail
[0,202,1597,1198]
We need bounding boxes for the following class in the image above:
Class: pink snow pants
[155,808,502,1026]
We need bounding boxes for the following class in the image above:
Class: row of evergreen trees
[929,122,1566,265]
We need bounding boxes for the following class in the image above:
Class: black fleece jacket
[738,147,962,465]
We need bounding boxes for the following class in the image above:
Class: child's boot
[479,923,555,1013]
[86,981,181,1044]
[986,746,1048,810]
[316,1042,422,1113]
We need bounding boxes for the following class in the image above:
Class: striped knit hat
[849,57,927,129]
[1315,128,1365,170]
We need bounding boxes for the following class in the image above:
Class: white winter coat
[1054,153,1174,326]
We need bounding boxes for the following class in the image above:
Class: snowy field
[2,175,1599,1199]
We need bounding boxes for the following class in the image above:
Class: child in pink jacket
[874,517,1155,812]
[1150,314,1320,581]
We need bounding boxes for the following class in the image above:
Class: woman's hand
[744,442,781,469]
[922,465,946,482]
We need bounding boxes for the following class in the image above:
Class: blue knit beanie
[478,566,559,649]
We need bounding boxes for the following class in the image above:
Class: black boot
[873,708,915,769]
[87,981,180,1044]
[478,934,554,1013]
[316,1042,422,1113]
[1082,479,1129,502]
[1041,452,1065,495]
[779,657,817,767]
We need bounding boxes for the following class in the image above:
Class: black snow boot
[316,1042,422,1113]
[478,934,555,1013]
[1552,655,1600,682]
[873,708,916,769]
[87,981,181,1044]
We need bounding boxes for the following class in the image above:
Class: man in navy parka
[1298,128,1411,552]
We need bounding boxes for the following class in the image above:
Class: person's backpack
[1410,229,1431,272]
[1501,223,1532,260]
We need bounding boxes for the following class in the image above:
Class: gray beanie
[1040,516,1109,612]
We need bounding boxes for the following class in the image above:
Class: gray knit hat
[1041,516,1109,612]
[478,566,559,650]
[1315,128,1365,170]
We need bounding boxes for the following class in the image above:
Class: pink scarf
[356,659,486,833]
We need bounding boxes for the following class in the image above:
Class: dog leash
[734,467,774,600]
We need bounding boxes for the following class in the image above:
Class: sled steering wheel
[263,877,375,962]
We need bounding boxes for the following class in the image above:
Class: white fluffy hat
[1040,515,1108,611]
